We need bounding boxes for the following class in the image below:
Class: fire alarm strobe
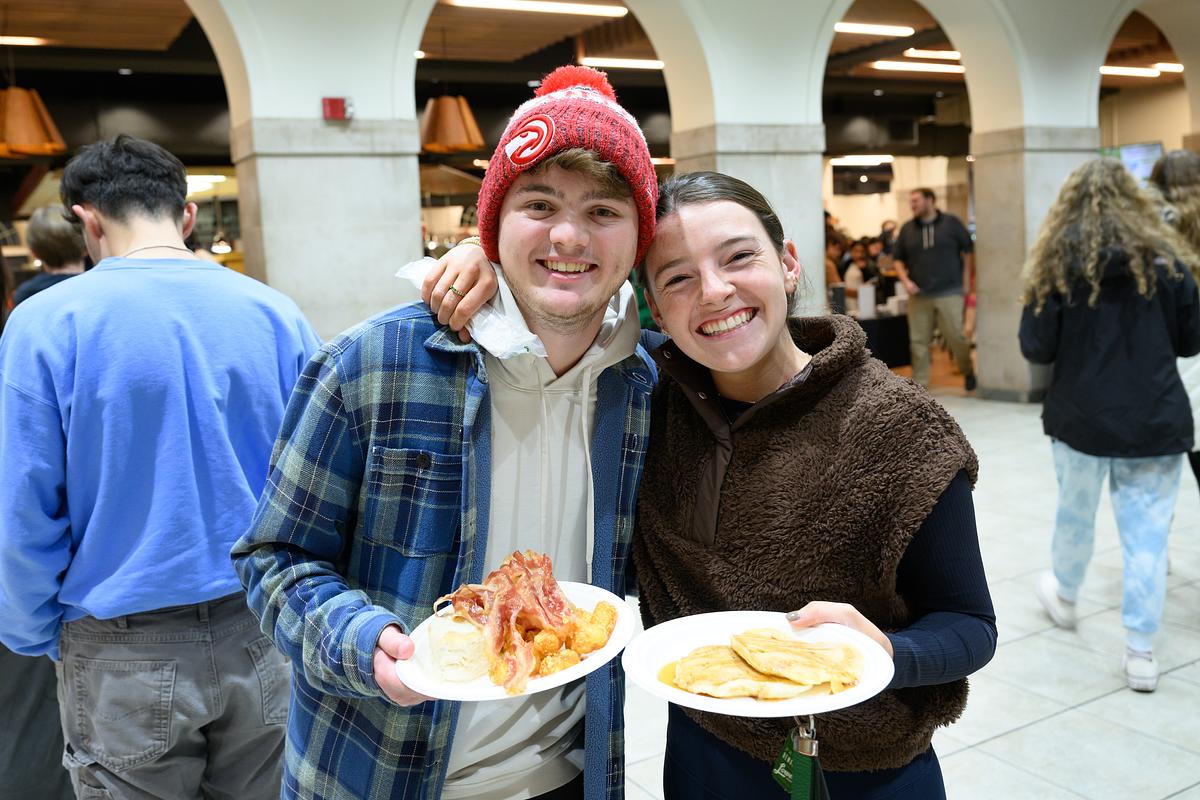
[322,97,354,121]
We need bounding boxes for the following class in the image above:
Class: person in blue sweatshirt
[0,134,322,800]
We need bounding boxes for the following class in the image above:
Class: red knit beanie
[476,65,658,265]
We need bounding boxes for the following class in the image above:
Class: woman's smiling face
[644,200,801,378]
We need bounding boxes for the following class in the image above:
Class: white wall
[1099,82,1192,151]
[822,157,963,239]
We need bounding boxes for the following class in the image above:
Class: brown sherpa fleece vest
[632,314,979,772]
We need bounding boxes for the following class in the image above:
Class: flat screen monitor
[1101,141,1163,183]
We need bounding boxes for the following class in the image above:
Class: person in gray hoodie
[233,65,661,800]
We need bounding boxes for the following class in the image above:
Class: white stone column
[970,126,1100,401]
[232,119,423,339]
[671,123,827,315]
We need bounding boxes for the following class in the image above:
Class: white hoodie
[442,268,642,800]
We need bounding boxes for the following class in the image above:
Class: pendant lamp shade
[0,88,66,158]
[420,95,485,154]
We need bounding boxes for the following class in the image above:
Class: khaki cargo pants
[55,594,287,800]
[906,291,973,387]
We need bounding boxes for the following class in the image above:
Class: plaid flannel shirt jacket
[232,304,657,800]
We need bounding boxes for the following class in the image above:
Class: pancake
[730,628,863,691]
[673,645,812,699]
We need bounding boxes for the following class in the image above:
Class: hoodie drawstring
[922,221,935,250]
[581,364,595,583]
[538,380,551,557]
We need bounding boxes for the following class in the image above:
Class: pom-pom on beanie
[476,65,658,265]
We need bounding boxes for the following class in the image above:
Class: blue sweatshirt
[0,257,321,658]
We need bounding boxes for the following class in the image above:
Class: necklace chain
[121,244,194,258]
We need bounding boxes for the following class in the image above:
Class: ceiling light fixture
[0,88,67,158]
[472,158,491,169]
[420,28,486,154]
[902,48,961,60]
[446,0,627,17]
[830,155,894,167]
[0,36,50,47]
[650,157,676,165]
[1153,62,1184,73]
[117,68,133,76]
[835,22,916,37]
[185,175,228,196]
[1099,65,1159,77]
[579,56,664,70]
[415,50,426,59]
[872,60,965,74]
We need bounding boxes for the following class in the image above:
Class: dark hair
[27,205,85,267]
[655,171,785,251]
[59,134,188,224]
[645,171,800,305]
[912,187,937,203]
[1150,149,1200,193]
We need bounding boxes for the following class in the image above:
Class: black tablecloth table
[854,313,910,368]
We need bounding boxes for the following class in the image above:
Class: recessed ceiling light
[447,0,627,17]
[117,68,133,76]
[872,60,965,74]
[935,91,945,98]
[1099,65,1159,77]
[579,57,664,70]
[830,155,894,167]
[903,48,961,60]
[0,36,51,46]
[859,175,869,183]
[415,50,426,59]
[835,22,916,37]
[873,89,885,96]
[527,79,541,88]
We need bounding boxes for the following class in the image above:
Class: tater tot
[532,629,561,658]
[571,622,607,655]
[589,602,617,637]
[538,648,581,676]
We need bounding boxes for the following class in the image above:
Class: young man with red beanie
[233,66,659,800]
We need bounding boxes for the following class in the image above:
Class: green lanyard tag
[772,718,818,800]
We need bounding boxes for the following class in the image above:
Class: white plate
[395,582,636,701]
[622,612,894,718]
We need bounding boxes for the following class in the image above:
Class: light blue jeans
[1050,440,1183,652]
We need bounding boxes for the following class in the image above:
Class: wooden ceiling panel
[3,0,192,51]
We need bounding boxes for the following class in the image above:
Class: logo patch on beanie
[505,114,555,167]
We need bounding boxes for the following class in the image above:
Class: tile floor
[621,390,1200,799]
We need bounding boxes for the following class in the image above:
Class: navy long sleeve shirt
[886,469,997,689]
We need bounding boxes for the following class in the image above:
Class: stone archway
[1137,0,1200,151]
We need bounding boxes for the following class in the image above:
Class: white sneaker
[1123,649,1159,692]
[1035,571,1076,630]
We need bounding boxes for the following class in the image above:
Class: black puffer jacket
[1019,248,1200,457]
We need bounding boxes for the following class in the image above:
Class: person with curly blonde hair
[1150,149,1200,499]
[1019,157,1200,693]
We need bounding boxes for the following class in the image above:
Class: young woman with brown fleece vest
[632,172,996,800]
[427,171,998,799]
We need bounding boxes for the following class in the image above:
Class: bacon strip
[437,550,581,694]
